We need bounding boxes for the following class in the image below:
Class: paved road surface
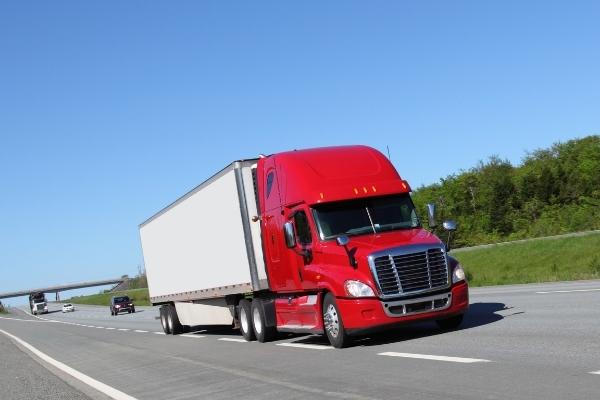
[1,280,600,399]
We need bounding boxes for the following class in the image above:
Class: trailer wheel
[238,299,256,341]
[436,314,464,330]
[160,306,171,334]
[251,299,276,343]
[323,293,351,349]
[167,305,184,335]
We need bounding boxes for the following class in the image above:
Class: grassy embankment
[69,288,150,306]
[454,232,600,286]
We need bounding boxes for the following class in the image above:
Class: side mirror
[442,220,457,251]
[426,203,437,229]
[283,222,296,248]
[336,235,349,246]
[442,220,457,231]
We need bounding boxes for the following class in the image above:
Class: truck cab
[255,146,468,347]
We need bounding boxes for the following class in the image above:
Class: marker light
[353,188,359,194]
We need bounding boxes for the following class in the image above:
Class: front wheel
[322,294,351,349]
[436,314,464,330]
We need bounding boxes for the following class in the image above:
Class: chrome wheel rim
[253,307,262,335]
[167,312,173,331]
[324,304,339,338]
[240,306,249,334]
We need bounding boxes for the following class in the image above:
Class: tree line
[411,135,600,247]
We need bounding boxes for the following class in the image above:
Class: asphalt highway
[1,280,600,400]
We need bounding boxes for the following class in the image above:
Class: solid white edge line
[276,343,332,350]
[536,288,600,294]
[0,328,138,400]
[378,352,491,363]
[218,338,248,343]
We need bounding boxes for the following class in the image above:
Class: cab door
[285,207,320,292]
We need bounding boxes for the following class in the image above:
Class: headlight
[115,305,120,308]
[452,263,466,283]
[344,280,375,297]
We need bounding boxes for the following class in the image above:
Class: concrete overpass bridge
[0,278,128,302]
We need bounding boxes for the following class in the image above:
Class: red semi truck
[139,145,468,348]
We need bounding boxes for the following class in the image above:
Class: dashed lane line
[590,371,600,375]
[378,352,491,363]
[276,343,333,350]
[117,328,130,331]
[134,330,148,333]
[0,328,139,400]
[218,338,248,343]
[536,288,600,294]
[180,334,206,339]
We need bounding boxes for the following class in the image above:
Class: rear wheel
[167,305,184,335]
[160,306,171,334]
[436,314,464,330]
[323,293,351,349]
[251,299,276,343]
[238,299,255,341]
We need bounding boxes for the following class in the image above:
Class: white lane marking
[117,328,130,331]
[218,338,248,343]
[153,332,165,335]
[180,334,206,339]
[87,326,97,328]
[0,328,139,400]
[590,370,600,375]
[378,352,491,363]
[105,327,116,330]
[134,330,148,333]
[0,316,47,323]
[96,326,105,329]
[276,343,333,350]
[536,288,600,294]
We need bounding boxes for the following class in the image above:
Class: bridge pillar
[55,292,60,302]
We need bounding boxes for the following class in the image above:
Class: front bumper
[337,281,469,335]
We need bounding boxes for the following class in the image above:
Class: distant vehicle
[110,296,135,316]
[62,303,75,313]
[29,292,48,315]
[139,146,469,348]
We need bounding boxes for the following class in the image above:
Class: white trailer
[139,160,267,333]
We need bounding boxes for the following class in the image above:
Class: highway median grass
[69,288,150,306]
[453,232,600,286]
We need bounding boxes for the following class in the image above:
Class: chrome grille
[372,247,449,297]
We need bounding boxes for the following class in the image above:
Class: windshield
[114,296,130,303]
[313,194,420,240]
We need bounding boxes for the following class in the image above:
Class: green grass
[69,288,150,306]
[454,232,600,286]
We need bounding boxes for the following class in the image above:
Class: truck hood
[346,228,442,256]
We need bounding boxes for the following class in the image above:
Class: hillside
[412,135,600,247]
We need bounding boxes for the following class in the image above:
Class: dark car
[110,296,135,316]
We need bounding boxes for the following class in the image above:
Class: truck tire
[436,314,464,330]
[167,305,184,335]
[160,306,171,334]
[238,299,256,341]
[251,299,276,343]
[323,293,351,349]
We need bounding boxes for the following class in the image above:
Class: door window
[293,211,312,245]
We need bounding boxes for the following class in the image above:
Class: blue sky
[1,1,599,303]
